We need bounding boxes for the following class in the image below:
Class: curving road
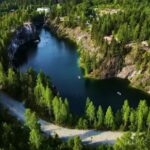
[0,92,123,145]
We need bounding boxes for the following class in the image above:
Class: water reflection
[13,29,150,115]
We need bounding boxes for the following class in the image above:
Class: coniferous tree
[137,100,148,131]
[25,109,40,130]
[0,63,5,88]
[115,110,122,129]
[77,118,88,129]
[96,105,104,129]
[44,86,53,114]
[122,100,130,129]
[129,110,136,131]
[146,110,150,132]
[52,96,60,123]
[29,128,43,150]
[73,136,83,150]
[85,100,95,126]
[104,106,114,129]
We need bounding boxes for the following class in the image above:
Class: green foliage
[0,107,29,150]
[34,72,53,109]
[25,109,40,130]
[49,0,150,82]
[104,106,114,129]
[146,111,150,131]
[136,100,148,131]
[122,100,130,129]
[77,117,88,129]
[85,98,96,125]
[96,105,104,129]
[52,96,70,125]
[0,107,90,150]
[114,132,150,150]
[73,136,83,150]
[0,2,150,149]
[0,62,6,88]
[129,110,136,131]
[7,68,17,89]
[114,110,122,129]
[29,128,43,149]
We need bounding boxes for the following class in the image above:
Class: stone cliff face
[8,22,39,63]
[47,19,150,94]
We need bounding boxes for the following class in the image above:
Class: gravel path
[0,92,123,145]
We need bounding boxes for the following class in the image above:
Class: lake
[13,29,150,115]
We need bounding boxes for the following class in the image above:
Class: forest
[48,0,150,93]
[0,0,150,149]
[0,63,150,132]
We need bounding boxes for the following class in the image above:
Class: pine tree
[29,128,43,149]
[116,23,130,43]
[146,111,150,132]
[34,74,45,106]
[122,100,130,128]
[7,68,17,86]
[137,100,148,131]
[104,106,114,129]
[77,118,88,129]
[0,63,5,88]
[52,96,69,124]
[52,96,60,123]
[96,105,104,129]
[129,110,136,131]
[44,86,53,110]
[60,102,68,124]
[86,100,95,125]
[133,24,139,40]
[85,97,91,109]
[115,110,122,129]
[73,136,83,150]
[24,109,40,130]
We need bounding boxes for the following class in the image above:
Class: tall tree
[7,68,17,87]
[129,110,136,131]
[34,73,44,106]
[147,110,150,132]
[52,96,60,123]
[29,128,43,149]
[104,106,114,129]
[115,110,122,129]
[24,109,40,130]
[137,100,148,131]
[0,63,5,88]
[85,100,95,125]
[122,100,130,128]
[96,105,104,129]
[73,136,83,150]
[52,97,69,124]
[44,86,53,111]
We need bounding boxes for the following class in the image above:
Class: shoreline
[44,19,150,95]
[0,91,123,145]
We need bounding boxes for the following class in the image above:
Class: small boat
[34,39,40,43]
[117,91,122,96]
[78,76,81,79]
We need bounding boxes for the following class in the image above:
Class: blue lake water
[14,29,150,114]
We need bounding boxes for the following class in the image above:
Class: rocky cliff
[8,22,39,63]
[46,19,150,94]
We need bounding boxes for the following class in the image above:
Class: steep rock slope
[8,22,39,63]
[46,19,150,94]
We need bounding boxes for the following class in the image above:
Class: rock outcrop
[8,22,39,63]
[46,19,150,94]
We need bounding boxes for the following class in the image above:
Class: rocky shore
[8,22,39,64]
[45,19,150,94]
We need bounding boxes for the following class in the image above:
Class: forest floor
[0,92,123,145]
